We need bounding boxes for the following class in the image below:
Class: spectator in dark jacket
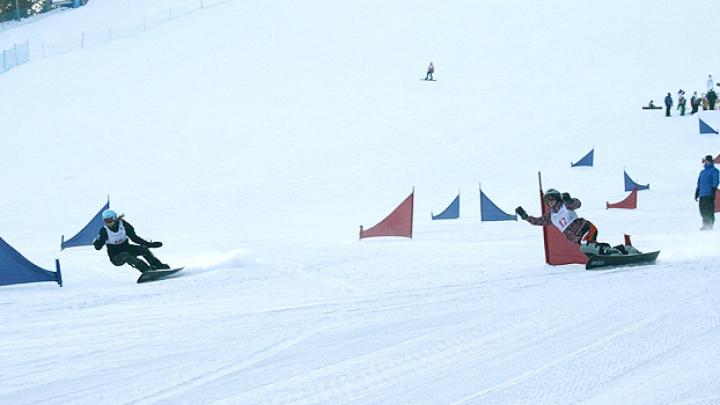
[664,92,673,117]
[691,91,700,114]
[93,209,170,272]
[696,156,720,230]
[707,89,718,110]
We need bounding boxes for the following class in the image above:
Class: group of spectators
[661,75,718,117]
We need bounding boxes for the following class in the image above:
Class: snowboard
[585,251,660,270]
[642,106,661,110]
[420,78,436,81]
[137,267,184,283]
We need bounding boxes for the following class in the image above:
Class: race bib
[551,205,578,232]
[105,222,127,245]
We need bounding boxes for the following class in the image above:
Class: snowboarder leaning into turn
[93,209,170,272]
[515,189,632,256]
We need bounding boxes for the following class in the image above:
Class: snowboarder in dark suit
[93,209,170,272]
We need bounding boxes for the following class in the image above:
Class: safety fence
[2,40,30,73]
[1,0,232,75]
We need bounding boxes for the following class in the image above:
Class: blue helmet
[102,209,117,221]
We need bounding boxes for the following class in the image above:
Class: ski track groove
[201,315,550,405]
[125,325,333,405]
[448,311,670,405]
[444,311,720,405]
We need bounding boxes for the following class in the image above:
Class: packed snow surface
[2,1,720,404]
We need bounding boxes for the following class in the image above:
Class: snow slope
[2,1,720,404]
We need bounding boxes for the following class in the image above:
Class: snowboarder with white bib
[515,189,630,256]
[93,209,170,272]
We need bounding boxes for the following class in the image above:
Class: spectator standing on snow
[707,89,718,110]
[425,62,434,81]
[695,155,719,230]
[664,92,673,117]
[677,90,686,116]
[691,91,700,114]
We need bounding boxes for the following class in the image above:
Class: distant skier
[425,62,434,80]
[93,209,170,272]
[515,189,627,256]
[664,92,673,117]
[695,155,719,230]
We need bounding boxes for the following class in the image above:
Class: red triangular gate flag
[360,191,414,239]
[606,187,638,209]
[538,172,588,266]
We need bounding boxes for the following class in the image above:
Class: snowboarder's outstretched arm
[124,221,163,248]
[527,211,551,226]
[515,206,551,225]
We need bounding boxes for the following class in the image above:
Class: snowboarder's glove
[561,192,573,203]
[695,188,700,201]
[515,206,528,220]
[92,237,103,250]
[145,241,163,248]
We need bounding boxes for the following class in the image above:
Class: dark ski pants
[425,72,433,80]
[699,195,716,229]
[665,105,671,117]
[110,245,164,272]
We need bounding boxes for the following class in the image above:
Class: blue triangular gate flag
[431,193,459,220]
[0,237,62,287]
[571,148,594,167]
[624,170,649,192]
[699,118,719,134]
[61,200,110,250]
[480,186,517,221]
